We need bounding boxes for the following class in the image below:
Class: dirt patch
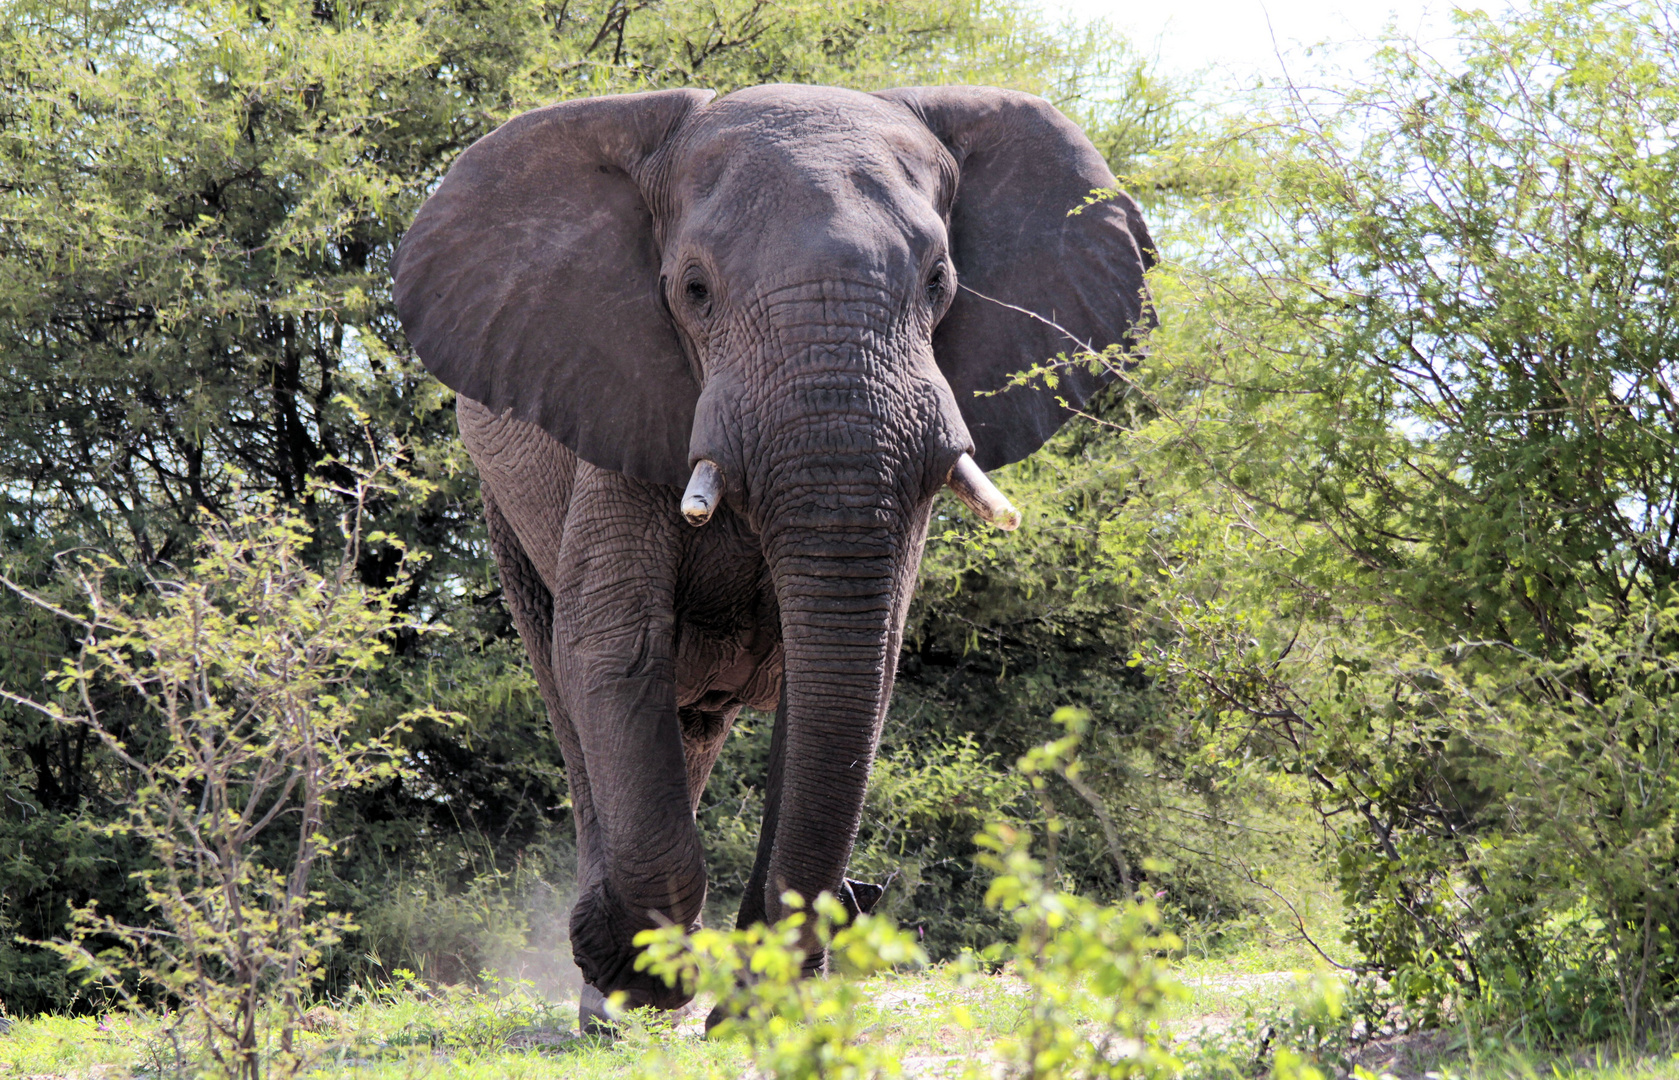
[1346,1028,1464,1080]
[1169,970,1297,1042]
[1178,972,1294,995]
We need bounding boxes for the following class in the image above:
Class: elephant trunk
[755,417,938,929]
[756,513,925,936]
[687,293,970,938]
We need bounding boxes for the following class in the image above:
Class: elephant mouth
[679,451,1018,530]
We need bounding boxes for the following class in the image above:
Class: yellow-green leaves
[977,822,1184,1080]
[4,460,446,1080]
[632,891,927,1080]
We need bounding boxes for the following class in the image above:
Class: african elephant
[392,83,1154,1026]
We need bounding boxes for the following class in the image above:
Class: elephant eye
[926,265,948,304]
[684,279,711,310]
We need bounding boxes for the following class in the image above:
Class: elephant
[392,82,1155,1027]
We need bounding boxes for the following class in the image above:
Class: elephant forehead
[672,85,952,214]
[663,95,954,294]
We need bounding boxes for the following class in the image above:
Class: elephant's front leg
[551,467,701,1016]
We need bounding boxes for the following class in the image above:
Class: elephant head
[393,83,1153,964]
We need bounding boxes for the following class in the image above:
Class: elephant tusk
[682,459,724,526]
[947,453,1021,531]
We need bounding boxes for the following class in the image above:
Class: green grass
[7,965,1679,1080]
[0,967,1041,1080]
[2,870,1673,1080]
[1380,1040,1679,1080]
[0,862,1340,1079]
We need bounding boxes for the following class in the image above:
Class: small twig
[956,283,1141,385]
[1242,867,1362,974]
[0,570,95,630]
[1055,767,1132,897]
[957,282,1099,354]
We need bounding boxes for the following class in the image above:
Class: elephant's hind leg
[481,486,606,883]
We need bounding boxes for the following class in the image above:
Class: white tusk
[947,453,1021,531]
[682,460,724,526]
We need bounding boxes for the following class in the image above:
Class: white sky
[1044,0,1510,89]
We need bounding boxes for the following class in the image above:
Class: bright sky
[1045,0,1512,89]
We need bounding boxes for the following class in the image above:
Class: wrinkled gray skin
[393,83,1154,1024]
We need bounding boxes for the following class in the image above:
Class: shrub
[636,891,926,1080]
[635,711,1189,1080]
[1106,0,1679,1041]
[0,463,443,1079]
[976,822,1184,1080]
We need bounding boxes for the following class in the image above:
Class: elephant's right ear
[393,89,713,488]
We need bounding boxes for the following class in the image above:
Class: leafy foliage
[1,463,436,1079]
[635,891,927,1080]
[976,821,1183,1080]
[885,397,1315,959]
[636,801,1186,1080]
[1101,0,1679,1041]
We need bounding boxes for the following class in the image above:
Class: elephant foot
[703,998,735,1037]
[570,881,699,1014]
[579,980,692,1038]
[578,984,616,1037]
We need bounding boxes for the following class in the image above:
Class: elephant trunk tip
[682,459,724,526]
[947,453,1021,531]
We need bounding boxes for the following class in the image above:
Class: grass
[1377,1039,1679,1080]
[0,967,1049,1080]
[10,962,1679,1080]
[5,874,1677,1080]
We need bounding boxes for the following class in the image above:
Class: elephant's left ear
[875,86,1156,471]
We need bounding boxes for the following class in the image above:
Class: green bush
[1100,0,1679,1041]
[975,821,1184,1080]
[635,891,926,1080]
[0,463,440,1079]
[632,820,1186,1080]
